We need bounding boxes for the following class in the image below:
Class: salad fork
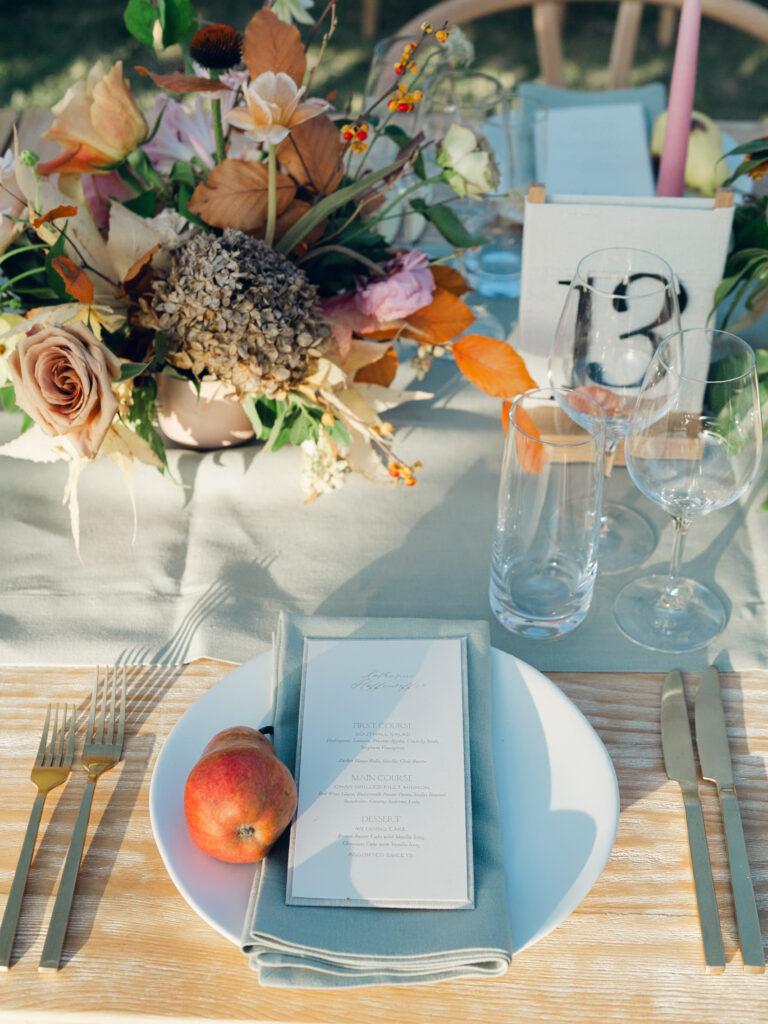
[39,666,126,972]
[0,703,76,970]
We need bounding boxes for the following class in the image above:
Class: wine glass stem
[603,440,618,479]
[661,517,690,608]
[599,440,619,533]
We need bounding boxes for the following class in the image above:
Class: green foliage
[123,0,196,50]
[124,376,169,469]
[706,350,768,452]
[0,385,34,433]
[409,198,485,249]
[243,394,349,452]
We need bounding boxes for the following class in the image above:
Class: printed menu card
[286,636,473,909]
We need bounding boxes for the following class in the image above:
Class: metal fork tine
[34,705,52,767]
[116,667,126,748]
[40,666,128,972]
[0,703,76,971]
[108,665,117,740]
[88,666,99,743]
[97,666,108,744]
[52,705,64,766]
[63,705,76,768]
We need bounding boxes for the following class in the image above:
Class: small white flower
[271,0,315,24]
[300,433,349,500]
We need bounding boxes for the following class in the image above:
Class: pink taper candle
[656,0,702,196]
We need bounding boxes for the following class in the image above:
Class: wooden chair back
[395,0,768,89]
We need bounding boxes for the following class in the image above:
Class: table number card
[286,636,473,909]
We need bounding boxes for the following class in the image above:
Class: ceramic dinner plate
[149,650,619,953]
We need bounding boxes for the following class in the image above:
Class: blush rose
[8,321,122,458]
[355,250,436,323]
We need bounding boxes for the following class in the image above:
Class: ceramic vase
[155,375,255,450]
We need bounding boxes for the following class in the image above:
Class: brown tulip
[37,61,147,176]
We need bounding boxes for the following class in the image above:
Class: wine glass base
[598,502,656,574]
[614,574,727,653]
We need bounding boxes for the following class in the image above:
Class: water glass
[490,387,607,639]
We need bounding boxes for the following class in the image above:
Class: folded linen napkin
[517,80,667,136]
[240,612,512,988]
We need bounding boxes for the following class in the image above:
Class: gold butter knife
[695,666,765,974]
[661,669,725,973]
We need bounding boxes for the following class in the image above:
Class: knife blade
[695,665,765,973]
[661,669,725,973]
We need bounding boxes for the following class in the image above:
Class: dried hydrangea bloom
[143,229,332,397]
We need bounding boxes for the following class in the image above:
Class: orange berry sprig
[355,22,450,127]
[387,83,423,114]
[387,459,423,487]
[340,122,370,153]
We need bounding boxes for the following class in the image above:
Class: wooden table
[0,661,766,1023]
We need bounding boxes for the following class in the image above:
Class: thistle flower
[189,24,243,71]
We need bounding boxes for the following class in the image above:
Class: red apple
[184,726,297,864]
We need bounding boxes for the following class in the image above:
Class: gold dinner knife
[661,669,725,973]
[694,666,765,974]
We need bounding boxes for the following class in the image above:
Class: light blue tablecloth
[1,345,765,674]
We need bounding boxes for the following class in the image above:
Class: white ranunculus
[436,123,500,198]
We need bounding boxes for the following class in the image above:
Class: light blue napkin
[240,613,512,988]
[518,80,667,136]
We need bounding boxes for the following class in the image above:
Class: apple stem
[259,726,274,737]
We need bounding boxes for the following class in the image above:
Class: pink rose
[8,321,122,458]
[355,250,436,323]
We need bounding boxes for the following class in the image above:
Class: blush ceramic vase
[155,375,255,450]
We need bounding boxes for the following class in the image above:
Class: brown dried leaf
[186,159,296,233]
[32,205,78,228]
[124,243,160,283]
[274,198,324,246]
[277,115,344,195]
[52,256,95,305]
[430,264,470,297]
[243,7,306,86]
[354,346,398,387]
[136,67,231,94]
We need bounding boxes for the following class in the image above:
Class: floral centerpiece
[0,0,535,550]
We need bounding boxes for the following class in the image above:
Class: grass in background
[0,0,766,120]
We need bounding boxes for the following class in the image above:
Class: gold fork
[39,666,126,972]
[0,703,76,970]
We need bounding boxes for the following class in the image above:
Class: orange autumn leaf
[136,67,231,94]
[243,8,306,87]
[501,399,512,435]
[187,159,296,233]
[453,334,537,398]
[277,115,344,195]
[513,405,546,474]
[430,264,470,297]
[405,287,474,345]
[32,205,78,228]
[124,243,160,283]
[51,256,94,305]
[354,346,399,386]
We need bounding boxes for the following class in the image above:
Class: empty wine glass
[614,329,763,653]
[548,247,682,572]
